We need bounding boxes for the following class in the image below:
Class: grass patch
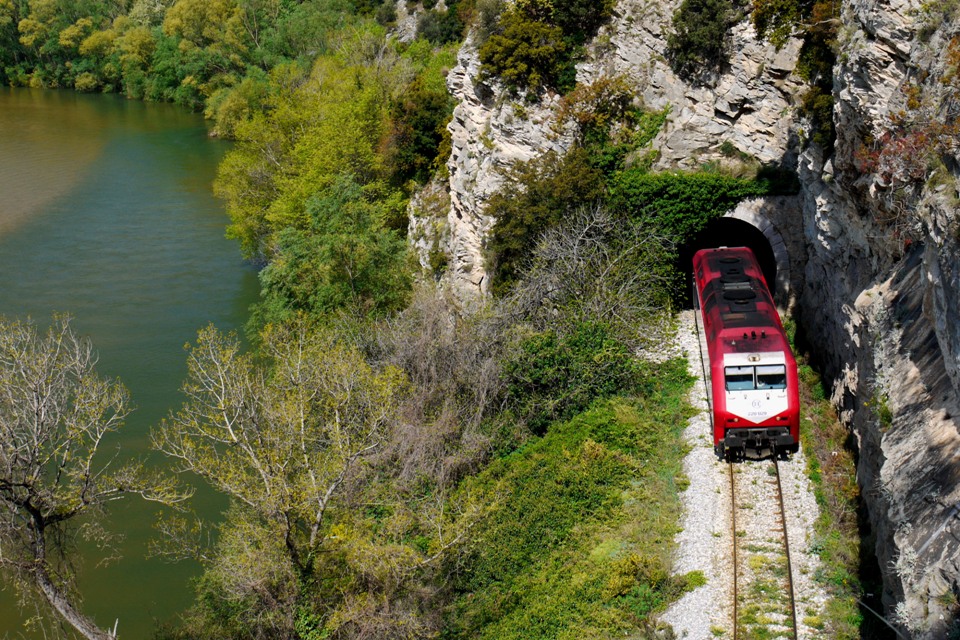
[445,357,695,638]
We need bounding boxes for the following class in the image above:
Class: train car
[692,246,800,459]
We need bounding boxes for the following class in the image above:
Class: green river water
[0,88,260,638]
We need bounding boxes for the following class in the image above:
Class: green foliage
[184,506,302,639]
[446,358,695,639]
[477,0,613,96]
[485,148,605,295]
[216,49,395,260]
[752,0,806,47]
[251,173,412,329]
[801,85,835,151]
[666,0,738,80]
[550,0,616,45]
[609,169,789,243]
[478,8,570,95]
[385,75,454,185]
[6,0,360,107]
[793,347,863,639]
[556,76,669,172]
[416,5,463,45]
[503,322,646,434]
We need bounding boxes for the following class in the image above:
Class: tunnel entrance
[677,216,779,308]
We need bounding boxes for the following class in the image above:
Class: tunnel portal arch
[679,205,793,309]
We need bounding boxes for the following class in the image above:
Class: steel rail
[729,461,739,640]
[772,456,799,640]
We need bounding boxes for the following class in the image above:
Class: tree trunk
[34,565,117,640]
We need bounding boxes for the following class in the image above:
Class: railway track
[729,456,798,640]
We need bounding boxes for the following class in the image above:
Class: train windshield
[725,366,755,391]
[756,365,787,389]
[724,364,788,391]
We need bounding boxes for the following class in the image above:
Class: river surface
[0,88,259,638]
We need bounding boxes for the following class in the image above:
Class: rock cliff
[798,0,960,635]
[430,0,960,635]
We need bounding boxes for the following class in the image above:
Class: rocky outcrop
[584,2,805,168]
[442,35,572,299]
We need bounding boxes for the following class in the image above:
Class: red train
[692,247,800,459]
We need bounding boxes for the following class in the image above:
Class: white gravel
[659,311,830,639]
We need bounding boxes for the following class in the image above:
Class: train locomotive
[692,246,800,460]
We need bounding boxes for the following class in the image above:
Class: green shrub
[478,9,570,95]
[550,0,616,44]
[446,358,694,639]
[801,85,835,151]
[416,7,464,44]
[485,148,605,295]
[250,174,411,330]
[503,322,645,433]
[375,1,397,26]
[477,0,613,95]
[609,169,775,242]
[666,0,738,80]
[385,77,454,185]
[73,71,99,92]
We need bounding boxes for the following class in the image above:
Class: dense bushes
[478,8,571,95]
[503,322,646,434]
[485,148,605,295]
[666,0,739,80]
[477,0,614,96]
[609,169,778,241]
[251,174,412,328]
[445,358,696,639]
[385,77,454,186]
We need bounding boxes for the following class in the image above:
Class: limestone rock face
[586,3,805,168]
[443,34,572,299]
[796,0,960,635]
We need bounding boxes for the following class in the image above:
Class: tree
[153,320,410,635]
[484,148,605,296]
[666,0,737,81]
[251,173,412,330]
[477,8,569,95]
[506,205,675,350]
[0,316,183,640]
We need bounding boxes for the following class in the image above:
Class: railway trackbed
[730,456,799,640]
[660,311,829,639]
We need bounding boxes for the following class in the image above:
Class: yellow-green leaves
[154,319,407,565]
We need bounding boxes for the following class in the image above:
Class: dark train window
[756,365,787,389]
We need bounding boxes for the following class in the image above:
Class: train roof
[694,247,791,356]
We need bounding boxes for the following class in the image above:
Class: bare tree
[505,204,676,350]
[370,284,506,489]
[0,315,185,640]
[153,319,407,572]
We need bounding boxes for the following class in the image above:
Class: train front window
[756,365,787,389]
[725,366,755,391]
